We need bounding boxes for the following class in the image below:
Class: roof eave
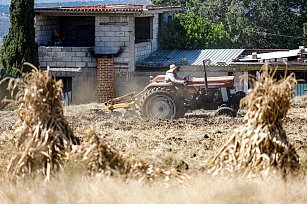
[34,7,182,15]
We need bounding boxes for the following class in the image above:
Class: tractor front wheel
[214,107,237,117]
[140,88,185,119]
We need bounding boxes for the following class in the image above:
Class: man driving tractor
[165,64,187,85]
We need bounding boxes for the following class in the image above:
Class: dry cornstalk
[6,64,79,180]
[208,65,299,178]
[71,128,189,184]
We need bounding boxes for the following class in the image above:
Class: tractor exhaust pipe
[203,59,210,89]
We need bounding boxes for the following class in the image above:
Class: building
[34,3,181,104]
[231,47,307,96]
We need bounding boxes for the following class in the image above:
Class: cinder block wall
[135,14,159,63]
[35,15,60,46]
[95,16,131,69]
[48,69,97,105]
[35,15,94,47]
[38,47,97,68]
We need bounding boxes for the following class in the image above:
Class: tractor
[99,60,246,119]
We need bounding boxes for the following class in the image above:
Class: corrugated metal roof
[137,49,245,67]
[34,4,182,14]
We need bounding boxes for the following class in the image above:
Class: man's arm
[166,73,185,84]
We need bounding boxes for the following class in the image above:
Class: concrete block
[125,32,130,37]
[52,47,62,52]
[100,36,111,42]
[59,56,71,62]
[76,52,86,57]
[110,26,122,32]
[42,57,53,62]
[57,52,66,58]
[105,32,115,37]
[72,56,82,62]
[47,61,57,67]
[71,47,82,52]
[81,57,93,62]
[96,31,104,37]
[66,62,76,67]
[114,42,124,47]
[115,32,125,37]
[81,47,90,52]
[105,42,115,47]
[96,42,105,47]
[101,26,111,32]
[65,52,76,57]
[76,62,86,68]
[56,62,66,67]
[87,62,97,67]
[39,62,47,67]
[119,37,129,42]
[52,57,62,62]
[110,36,119,42]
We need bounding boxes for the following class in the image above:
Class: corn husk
[208,65,299,178]
[6,64,79,180]
[71,128,189,184]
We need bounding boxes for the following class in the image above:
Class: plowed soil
[1,96,306,172]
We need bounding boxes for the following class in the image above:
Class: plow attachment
[96,92,142,111]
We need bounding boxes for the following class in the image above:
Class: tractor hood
[150,75,235,88]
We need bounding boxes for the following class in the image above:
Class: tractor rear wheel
[214,107,237,117]
[140,88,185,119]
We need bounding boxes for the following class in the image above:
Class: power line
[255,31,307,40]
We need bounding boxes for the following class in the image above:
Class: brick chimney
[96,57,116,102]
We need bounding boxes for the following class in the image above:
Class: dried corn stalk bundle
[72,128,189,184]
[6,64,79,180]
[208,66,299,178]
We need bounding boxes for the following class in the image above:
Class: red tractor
[100,61,246,120]
[139,61,246,119]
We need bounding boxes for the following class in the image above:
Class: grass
[0,174,307,204]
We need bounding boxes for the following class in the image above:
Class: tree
[159,11,230,49]
[199,0,303,48]
[0,0,38,77]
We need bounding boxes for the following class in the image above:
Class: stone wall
[38,46,97,68]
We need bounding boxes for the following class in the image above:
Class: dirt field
[0,96,306,203]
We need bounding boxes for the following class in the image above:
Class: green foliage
[158,0,307,49]
[0,0,38,77]
[159,12,230,49]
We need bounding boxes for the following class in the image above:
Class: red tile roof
[35,4,181,14]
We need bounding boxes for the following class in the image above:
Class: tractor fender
[144,82,173,89]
